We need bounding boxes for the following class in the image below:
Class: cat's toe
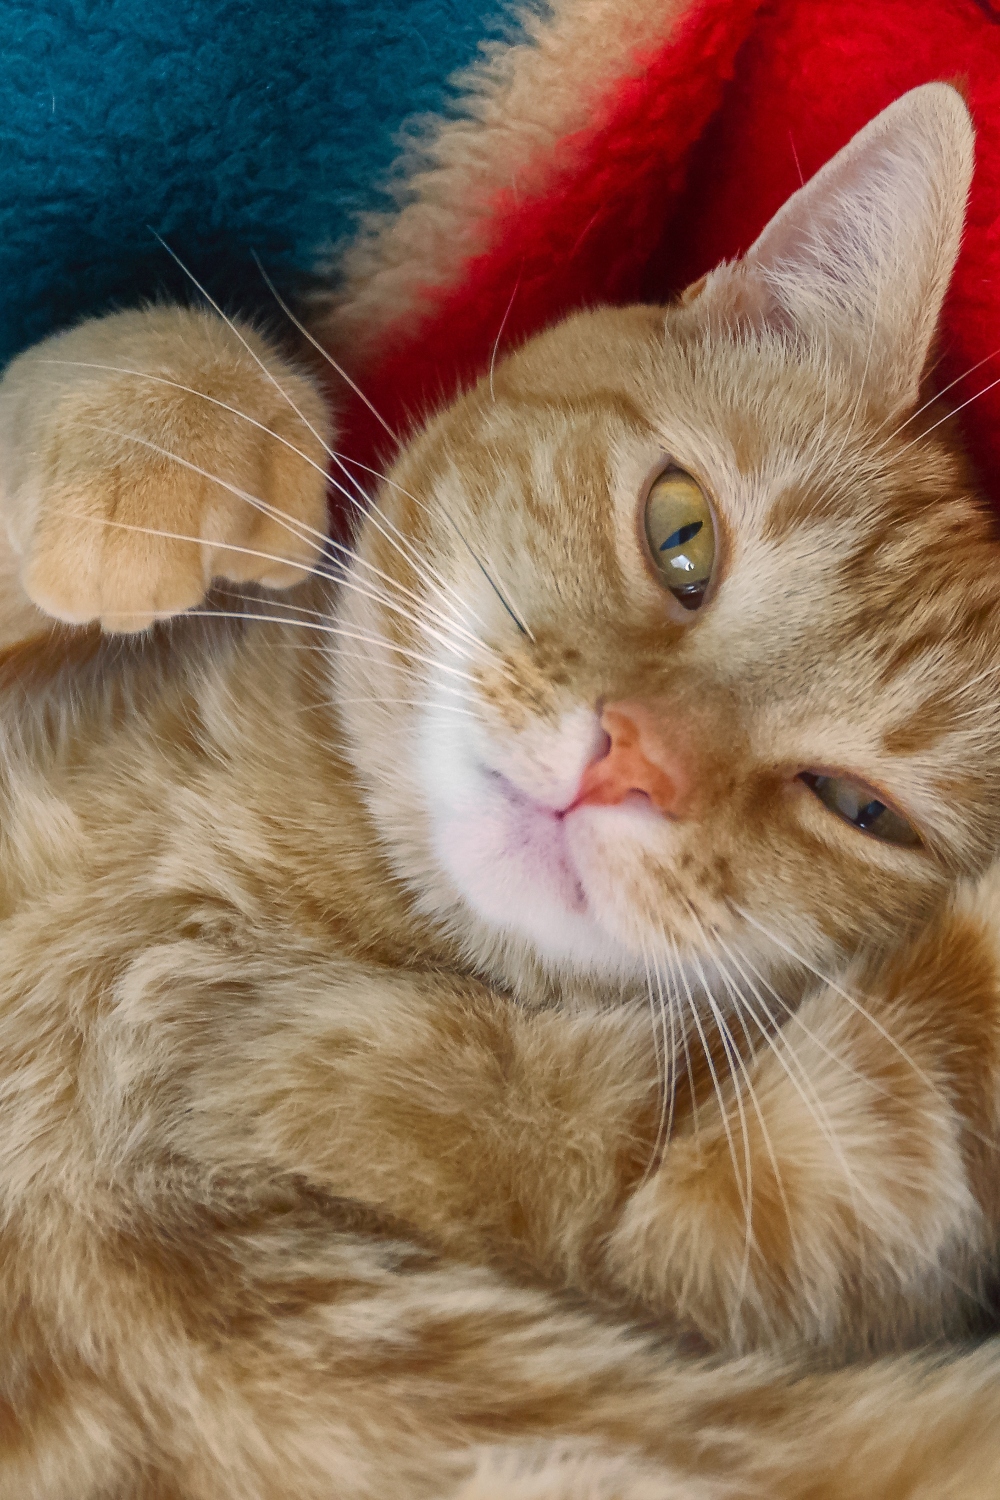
[21,510,207,633]
[13,407,330,633]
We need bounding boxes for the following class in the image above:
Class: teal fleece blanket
[0,0,511,364]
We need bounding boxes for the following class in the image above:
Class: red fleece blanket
[343,0,1000,512]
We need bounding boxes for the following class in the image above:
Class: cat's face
[333,84,1000,996]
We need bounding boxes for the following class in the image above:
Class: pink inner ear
[741,146,873,285]
[707,85,974,398]
[335,0,1000,520]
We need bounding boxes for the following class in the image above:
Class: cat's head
[334,83,1000,997]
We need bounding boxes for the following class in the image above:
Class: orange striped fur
[0,84,996,1497]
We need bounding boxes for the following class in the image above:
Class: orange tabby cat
[0,82,997,1498]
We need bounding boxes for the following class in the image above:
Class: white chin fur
[418,697,641,976]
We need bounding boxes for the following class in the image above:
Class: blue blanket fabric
[0,0,511,366]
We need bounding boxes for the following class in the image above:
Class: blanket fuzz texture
[0,0,510,366]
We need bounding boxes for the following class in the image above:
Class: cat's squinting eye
[643,468,715,610]
[799,772,921,848]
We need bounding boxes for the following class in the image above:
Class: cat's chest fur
[0,605,446,979]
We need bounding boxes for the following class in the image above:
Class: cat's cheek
[425,770,630,971]
[564,807,734,957]
[562,805,671,946]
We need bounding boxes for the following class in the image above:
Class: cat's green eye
[799,772,921,848]
[644,469,716,610]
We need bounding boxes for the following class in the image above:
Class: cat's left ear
[693,83,974,413]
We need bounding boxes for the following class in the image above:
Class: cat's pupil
[856,798,887,830]
[799,773,920,847]
[660,521,703,551]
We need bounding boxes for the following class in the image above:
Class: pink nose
[573,703,691,819]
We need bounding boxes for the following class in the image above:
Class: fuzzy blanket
[6,1,1000,512]
[0,0,507,365]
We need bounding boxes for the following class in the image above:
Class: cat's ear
[694,83,974,412]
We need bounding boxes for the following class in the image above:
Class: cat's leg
[101,940,665,1303]
[149,907,1000,1359]
[11,845,996,1376]
[15,1200,1000,1500]
[31,868,998,1358]
[24,1243,1000,1500]
[602,872,1000,1355]
[0,307,331,632]
[6,869,1000,1494]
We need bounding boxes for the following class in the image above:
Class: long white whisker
[64,416,513,673]
[489,275,521,403]
[251,252,400,444]
[872,342,1000,455]
[230,244,531,640]
[663,935,701,1136]
[711,930,855,1237]
[150,233,351,479]
[722,933,995,1318]
[68,396,503,665]
[170,244,532,640]
[106,605,485,686]
[78,506,490,672]
[736,935,1000,1167]
[893,371,1000,459]
[253,262,534,646]
[222,588,491,682]
[706,937,808,1323]
[331,445,535,641]
[679,919,759,1315]
[658,939,680,1152]
[660,931,749,1221]
[650,943,677,1175]
[720,935,884,1316]
[148,234,521,647]
[301,694,476,717]
[42,357,334,537]
[733,905,941,1096]
[329,456,505,643]
[639,942,667,1185]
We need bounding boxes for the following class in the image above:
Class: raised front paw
[0,306,332,631]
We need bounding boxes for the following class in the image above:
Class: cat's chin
[424,758,652,976]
